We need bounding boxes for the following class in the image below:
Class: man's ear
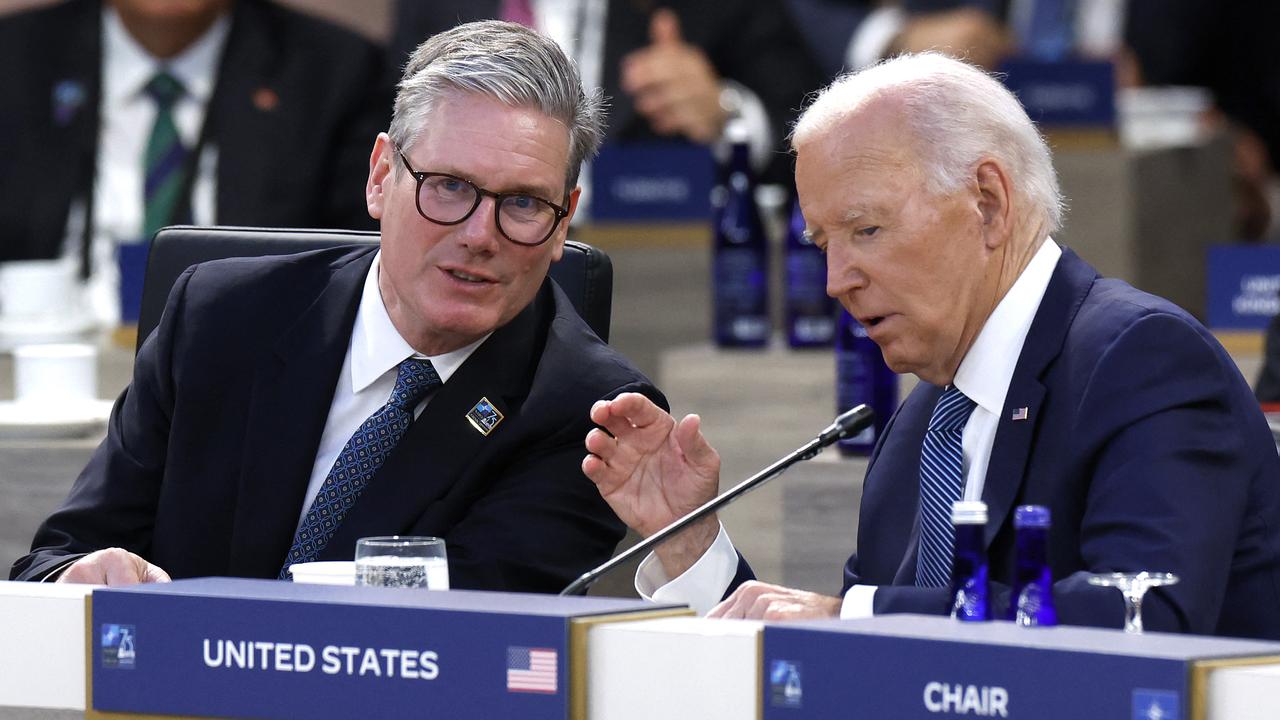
[548,186,582,263]
[975,159,1012,250]
[366,132,395,221]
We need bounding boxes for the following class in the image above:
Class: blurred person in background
[392,0,826,186]
[0,0,390,326]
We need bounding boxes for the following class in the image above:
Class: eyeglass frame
[396,150,571,247]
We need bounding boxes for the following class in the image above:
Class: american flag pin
[1011,407,1029,421]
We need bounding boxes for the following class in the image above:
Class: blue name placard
[91,578,682,719]
[1000,59,1116,128]
[591,142,714,221]
[762,615,1280,720]
[1207,245,1280,330]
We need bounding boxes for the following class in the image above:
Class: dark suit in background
[0,0,389,263]
[843,248,1280,639]
[391,0,824,183]
[12,246,665,591]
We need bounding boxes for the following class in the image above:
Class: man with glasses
[12,21,665,592]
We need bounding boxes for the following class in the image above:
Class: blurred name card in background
[1000,59,1116,130]
[89,578,687,719]
[762,614,1280,720]
[591,143,714,222]
[1208,245,1280,331]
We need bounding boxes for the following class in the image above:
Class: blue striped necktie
[142,72,190,239]
[279,358,442,577]
[916,385,977,588]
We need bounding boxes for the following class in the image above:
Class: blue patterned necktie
[279,358,442,577]
[142,72,190,239]
[916,385,977,588]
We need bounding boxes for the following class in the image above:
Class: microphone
[560,404,875,596]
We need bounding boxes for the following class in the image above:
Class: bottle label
[714,247,768,344]
[835,349,877,446]
[785,251,833,345]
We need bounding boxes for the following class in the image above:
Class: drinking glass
[1087,571,1179,634]
[354,536,449,590]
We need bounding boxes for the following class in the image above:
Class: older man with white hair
[583,53,1280,639]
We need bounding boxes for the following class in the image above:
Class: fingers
[590,393,674,440]
[648,8,683,46]
[673,414,721,475]
[707,581,842,620]
[57,548,168,586]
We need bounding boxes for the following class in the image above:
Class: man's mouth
[444,268,495,284]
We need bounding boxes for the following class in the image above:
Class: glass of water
[354,536,449,590]
[1087,571,1179,633]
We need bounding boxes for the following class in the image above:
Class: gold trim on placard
[1189,654,1280,720]
[1215,330,1265,356]
[567,607,695,720]
[756,630,764,720]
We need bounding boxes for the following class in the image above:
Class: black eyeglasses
[398,151,569,247]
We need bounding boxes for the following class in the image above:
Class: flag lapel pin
[465,397,504,436]
[1011,407,1029,422]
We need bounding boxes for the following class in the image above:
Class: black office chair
[136,226,614,354]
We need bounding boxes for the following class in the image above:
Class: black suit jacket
[391,0,825,183]
[0,0,389,263]
[11,246,665,592]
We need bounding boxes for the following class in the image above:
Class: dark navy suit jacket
[723,248,1280,637]
[11,246,665,593]
[837,248,1280,639]
[0,0,388,263]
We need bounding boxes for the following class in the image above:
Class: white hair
[390,20,606,195]
[792,53,1064,234]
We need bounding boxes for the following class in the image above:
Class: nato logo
[101,624,137,669]
[769,659,803,709]
[1132,689,1179,720]
[465,397,505,436]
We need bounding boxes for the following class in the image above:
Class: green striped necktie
[142,72,190,240]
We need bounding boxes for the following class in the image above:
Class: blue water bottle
[835,309,897,455]
[1009,505,1058,626]
[784,197,834,348]
[950,500,991,621]
[712,121,769,347]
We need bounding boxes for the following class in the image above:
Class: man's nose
[826,243,867,297]
[458,196,502,253]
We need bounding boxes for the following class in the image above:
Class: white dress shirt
[639,240,1064,617]
[62,7,230,326]
[293,252,487,529]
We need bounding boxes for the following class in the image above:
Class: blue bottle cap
[1014,505,1051,528]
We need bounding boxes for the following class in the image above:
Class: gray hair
[792,53,1064,234]
[389,20,606,195]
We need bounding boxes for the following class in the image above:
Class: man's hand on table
[56,547,171,585]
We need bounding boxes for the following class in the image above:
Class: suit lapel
[981,247,1098,548]
[201,0,278,224]
[228,250,374,576]
[42,0,101,261]
[321,283,550,557]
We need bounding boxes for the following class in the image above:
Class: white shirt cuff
[847,7,906,70]
[840,584,878,619]
[721,81,773,172]
[635,523,739,616]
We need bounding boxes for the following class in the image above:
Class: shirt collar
[102,5,231,108]
[350,252,489,394]
[953,240,1063,416]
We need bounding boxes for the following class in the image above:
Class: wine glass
[1087,571,1179,634]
